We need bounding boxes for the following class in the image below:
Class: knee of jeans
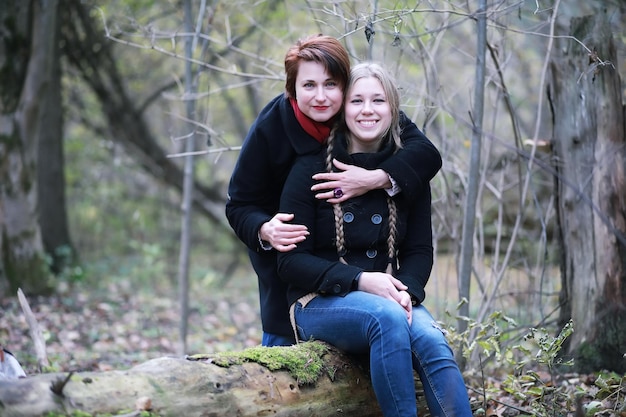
[413,320,449,343]
[376,304,410,330]
[428,320,450,338]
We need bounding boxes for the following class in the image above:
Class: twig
[479,353,487,411]
[17,288,50,370]
[466,385,531,415]
[95,8,282,82]
[167,145,241,158]
[50,371,74,398]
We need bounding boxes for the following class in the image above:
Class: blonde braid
[326,129,397,271]
[333,205,347,265]
[325,129,347,265]
[386,197,398,274]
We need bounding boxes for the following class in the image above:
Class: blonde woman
[278,63,472,417]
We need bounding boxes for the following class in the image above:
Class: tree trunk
[0,342,386,417]
[37,0,76,275]
[550,10,626,373]
[0,0,59,296]
[456,0,488,369]
[176,0,199,355]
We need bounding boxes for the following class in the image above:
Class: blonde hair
[345,62,403,151]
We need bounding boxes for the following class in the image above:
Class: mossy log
[0,342,385,417]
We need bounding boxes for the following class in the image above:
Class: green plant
[48,245,85,284]
[521,320,575,374]
[443,312,577,416]
[500,320,575,417]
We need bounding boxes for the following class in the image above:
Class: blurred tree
[38,0,75,275]
[456,0,487,369]
[550,8,626,373]
[60,1,227,225]
[0,0,60,295]
[177,0,199,355]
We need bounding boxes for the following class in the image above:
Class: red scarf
[290,97,333,143]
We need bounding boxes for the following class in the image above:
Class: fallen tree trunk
[0,342,385,417]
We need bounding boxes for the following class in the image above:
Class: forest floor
[1,276,624,417]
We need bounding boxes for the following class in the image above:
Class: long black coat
[226,93,440,336]
[277,134,433,307]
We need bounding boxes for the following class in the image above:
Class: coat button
[332,284,342,294]
[343,212,354,223]
[366,248,377,258]
[371,214,383,224]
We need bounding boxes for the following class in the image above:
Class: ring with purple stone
[333,188,344,199]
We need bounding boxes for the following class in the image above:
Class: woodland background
[1,0,625,414]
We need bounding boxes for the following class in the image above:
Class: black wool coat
[226,93,441,337]
[277,134,434,308]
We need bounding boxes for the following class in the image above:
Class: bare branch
[96,8,283,82]
[167,146,242,159]
[17,288,49,370]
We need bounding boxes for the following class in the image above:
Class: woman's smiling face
[344,76,391,153]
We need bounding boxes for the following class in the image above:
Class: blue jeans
[294,291,472,417]
[262,332,296,347]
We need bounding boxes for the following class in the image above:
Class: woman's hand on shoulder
[259,213,309,252]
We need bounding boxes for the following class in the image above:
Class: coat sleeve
[395,184,434,304]
[225,123,275,252]
[377,112,442,201]
[277,156,362,296]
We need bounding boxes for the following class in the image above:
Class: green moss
[575,307,626,374]
[3,244,54,296]
[187,341,330,385]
